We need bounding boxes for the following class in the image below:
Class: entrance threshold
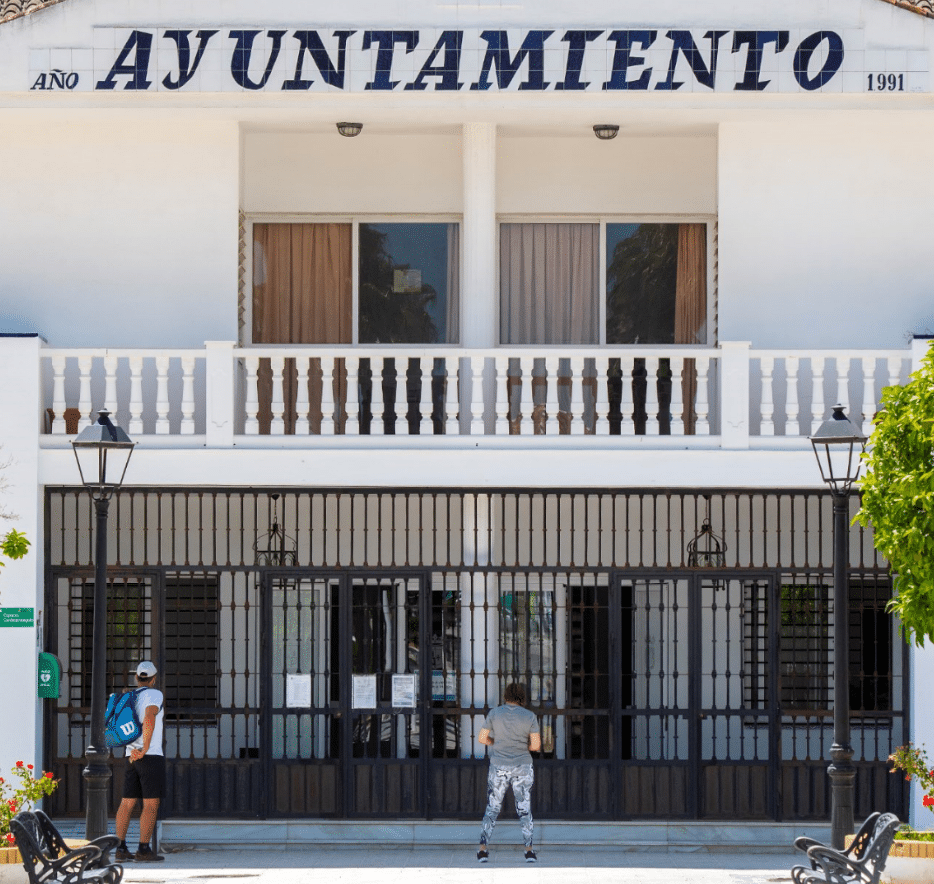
[160,820,831,853]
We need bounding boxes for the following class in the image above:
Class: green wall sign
[0,607,34,627]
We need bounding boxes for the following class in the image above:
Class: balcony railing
[40,342,912,447]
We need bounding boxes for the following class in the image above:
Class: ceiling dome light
[336,122,363,137]
[593,124,620,140]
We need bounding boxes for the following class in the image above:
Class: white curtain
[499,223,599,345]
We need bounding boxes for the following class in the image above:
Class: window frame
[244,213,464,347]
[496,214,716,347]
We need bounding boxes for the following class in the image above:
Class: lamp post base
[828,741,856,851]
[83,744,112,843]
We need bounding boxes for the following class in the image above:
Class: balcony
[38,342,913,451]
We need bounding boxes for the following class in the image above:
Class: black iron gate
[43,486,908,822]
[264,572,430,818]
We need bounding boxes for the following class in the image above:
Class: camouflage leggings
[479,763,534,848]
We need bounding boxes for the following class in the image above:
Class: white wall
[0,117,239,347]
[719,114,934,349]
[243,132,462,214]
[497,135,717,215]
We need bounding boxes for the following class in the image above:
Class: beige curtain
[500,223,599,433]
[674,223,707,434]
[252,223,352,433]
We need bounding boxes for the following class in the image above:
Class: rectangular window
[76,575,219,722]
[743,578,894,716]
[252,220,460,345]
[498,221,708,346]
[163,575,220,723]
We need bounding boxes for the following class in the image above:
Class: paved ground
[115,845,800,884]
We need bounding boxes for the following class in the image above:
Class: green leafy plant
[0,528,30,608]
[889,743,934,832]
[0,761,58,846]
[855,340,934,645]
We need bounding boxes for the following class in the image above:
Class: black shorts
[122,754,165,801]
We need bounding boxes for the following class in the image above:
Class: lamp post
[71,410,135,842]
[810,404,867,850]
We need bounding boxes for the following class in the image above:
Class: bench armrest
[806,845,872,884]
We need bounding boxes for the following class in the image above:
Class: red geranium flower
[26,764,33,770]
[14,761,23,768]
[4,833,14,845]
[925,795,934,807]
[44,772,54,779]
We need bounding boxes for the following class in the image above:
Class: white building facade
[1,0,933,828]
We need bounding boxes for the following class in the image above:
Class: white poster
[285,674,312,708]
[352,674,377,709]
[392,674,416,708]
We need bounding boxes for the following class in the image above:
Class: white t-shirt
[128,687,164,756]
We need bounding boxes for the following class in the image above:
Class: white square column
[0,334,44,770]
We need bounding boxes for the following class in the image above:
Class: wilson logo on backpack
[104,688,144,748]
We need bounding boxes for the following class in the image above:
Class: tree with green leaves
[856,340,934,646]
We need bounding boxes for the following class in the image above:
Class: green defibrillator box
[37,652,61,699]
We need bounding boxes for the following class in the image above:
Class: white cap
[135,660,157,678]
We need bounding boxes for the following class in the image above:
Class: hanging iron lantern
[687,496,727,568]
[254,494,297,566]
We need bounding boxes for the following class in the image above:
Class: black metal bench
[9,813,122,884]
[790,812,901,884]
[31,812,120,872]
[794,812,881,871]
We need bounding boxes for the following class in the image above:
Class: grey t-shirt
[482,703,540,767]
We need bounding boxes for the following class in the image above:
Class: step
[157,820,829,853]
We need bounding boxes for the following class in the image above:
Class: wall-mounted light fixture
[593,124,619,140]
[336,122,363,137]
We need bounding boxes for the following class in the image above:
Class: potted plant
[880,744,934,883]
[0,761,58,881]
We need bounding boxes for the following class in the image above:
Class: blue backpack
[104,688,144,748]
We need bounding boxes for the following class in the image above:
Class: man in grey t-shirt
[476,683,541,863]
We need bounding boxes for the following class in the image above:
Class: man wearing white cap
[114,661,165,862]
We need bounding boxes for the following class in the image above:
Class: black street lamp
[810,404,868,850]
[71,410,135,842]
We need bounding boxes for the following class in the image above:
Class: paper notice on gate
[352,674,378,709]
[392,674,416,708]
[286,674,312,708]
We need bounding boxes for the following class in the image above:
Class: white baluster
[270,356,286,435]
[295,358,310,435]
[391,359,406,435]
[128,356,144,436]
[694,356,710,436]
[244,356,260,436]
[103,355,118,418]
[860,357,876,433]
[644,357,660,436]
[77,355,93,430]
[811,356,826,433]
[344,357,360,436]
[370,359,385,436]
[155,356,170,434]
[544,356,560,434]
[835,357,850,414]
[785,356,799,436]
[619,356,635,436]
[51,354,67,434]
[494,356,510,435]
[419,357,435,436]
[669,357,685,436]
[180,355,195,434]
[759,356,775,436]
[887,356,903,392]
[594,357,610,436]
[470,356,485,435]
[444,357,459,436]
[519,357,534,436]
[320,356,336,435]
[569,356,585,435]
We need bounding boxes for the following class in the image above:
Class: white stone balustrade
[38,343,911,447]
